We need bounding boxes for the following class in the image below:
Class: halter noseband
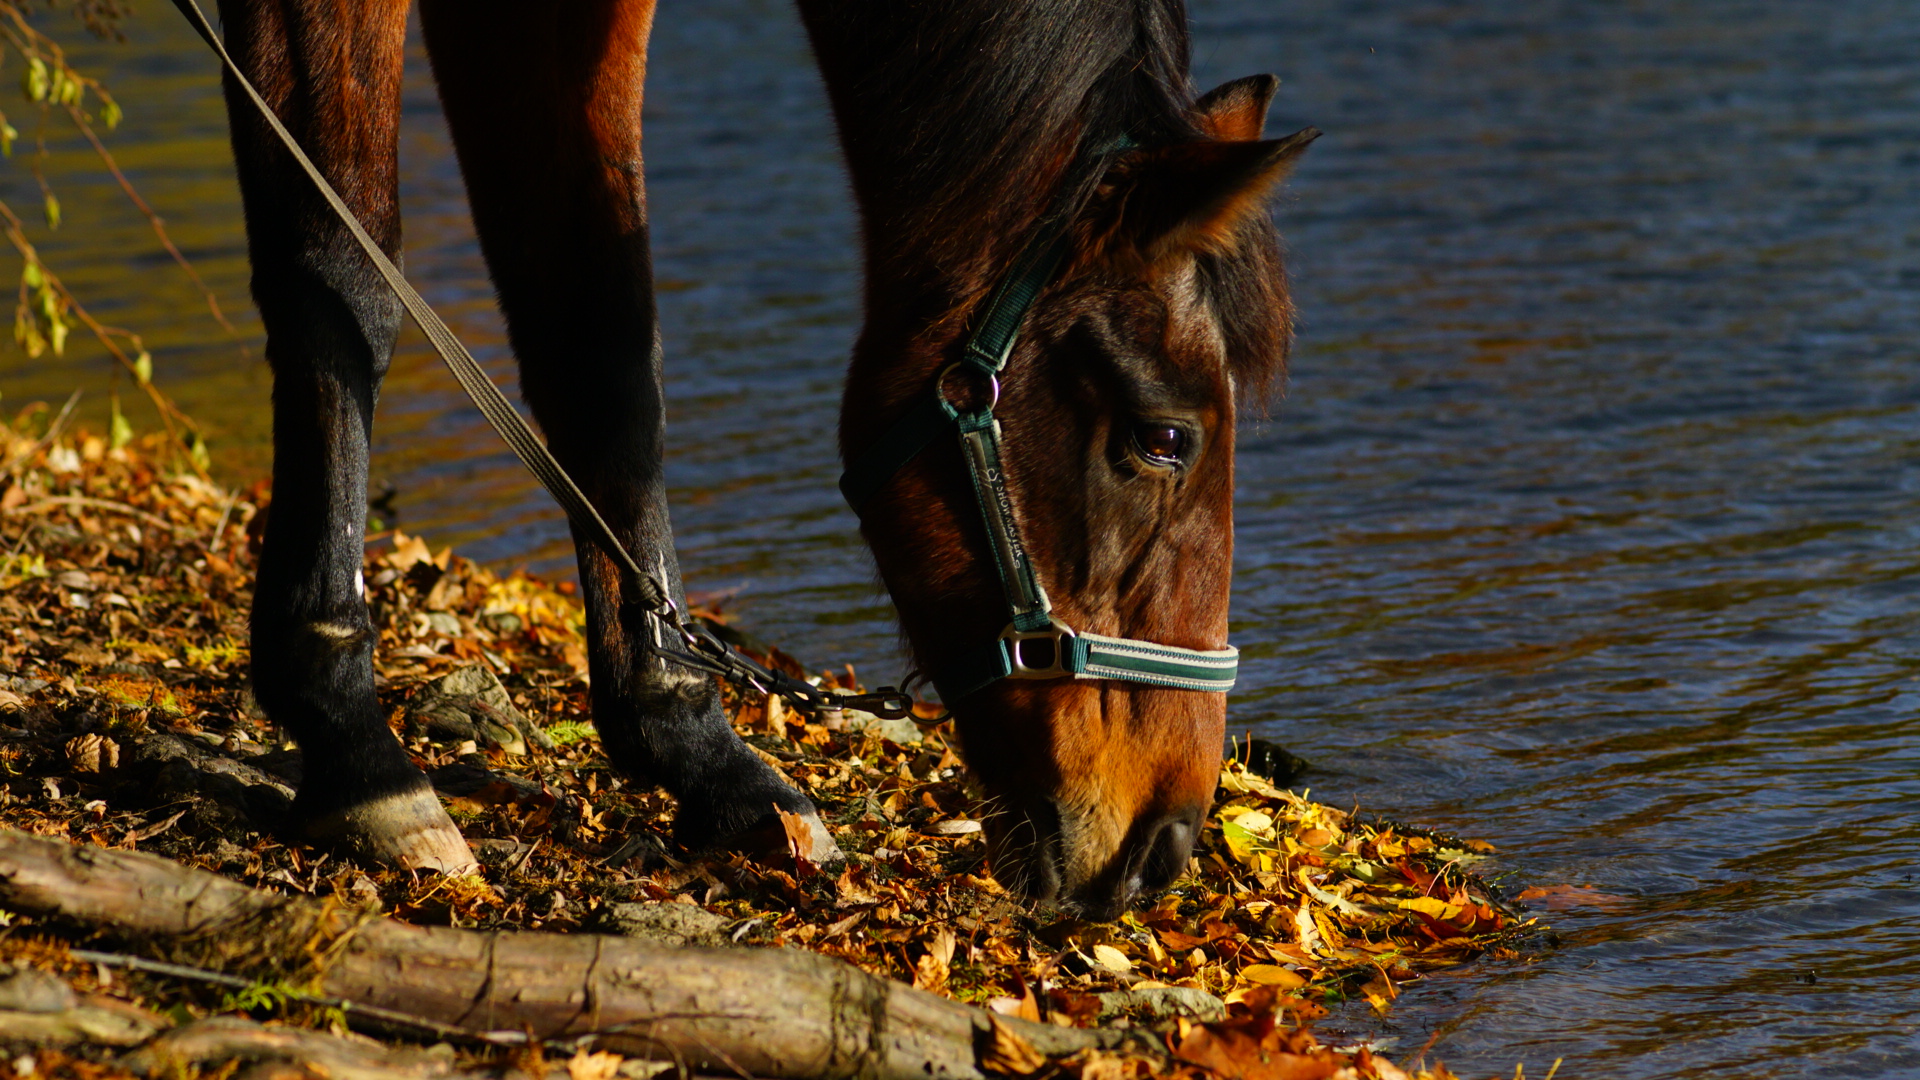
[838,142,1240,705]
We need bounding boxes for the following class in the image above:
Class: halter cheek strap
[839,146,1240,704]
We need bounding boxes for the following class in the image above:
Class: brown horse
[214,0,1308,919]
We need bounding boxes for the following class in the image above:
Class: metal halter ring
[897,670,953,728]
[935,362,1000,415]
[999,619,1077,680]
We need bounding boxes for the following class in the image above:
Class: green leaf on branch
[109,394,131,450]
[23,56,47,102]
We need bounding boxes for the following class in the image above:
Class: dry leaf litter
[0,413,1553,1080]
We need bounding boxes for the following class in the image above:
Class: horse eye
[1132,423,1187,466]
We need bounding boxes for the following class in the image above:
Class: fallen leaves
[0,414,1533,1080]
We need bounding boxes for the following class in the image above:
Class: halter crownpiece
[839,137,1240,704]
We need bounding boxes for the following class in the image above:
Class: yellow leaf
[1240,964,1305,988]
[1220,818,1261,864]
[1228,809,1274,834]
[1090,943,1132,974]
[1397,896,1463,920]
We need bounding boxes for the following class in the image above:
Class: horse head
[840,71,1311,919]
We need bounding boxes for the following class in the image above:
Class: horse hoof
[301,785,479,875]
[713,808,846,868]
[790,810,847,867]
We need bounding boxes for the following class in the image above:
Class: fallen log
[122,1017,462,1080]
[0,830,1140,1080]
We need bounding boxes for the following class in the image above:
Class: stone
[0,971,75,1014]
[428,762,540,800]
[470,838,535,870]
[122,731,297,832]
[407,666,551,755]
[599,902,732,947]
[837,709,925,745]
[1096,986,1226,1023]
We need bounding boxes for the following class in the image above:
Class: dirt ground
[0,414,1546,1080]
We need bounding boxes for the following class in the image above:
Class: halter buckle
[999,619,1077,680]
[935,362,1001,416]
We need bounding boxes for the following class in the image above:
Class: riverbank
[0,412,1539,1080]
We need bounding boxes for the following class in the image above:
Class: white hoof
[304,787,479,875]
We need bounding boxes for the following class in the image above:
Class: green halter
[839,144,1240,704]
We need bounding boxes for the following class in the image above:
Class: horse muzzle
[986,796,1205,921]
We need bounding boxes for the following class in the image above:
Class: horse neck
[796,0,1196,299]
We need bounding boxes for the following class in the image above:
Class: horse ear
[1195,74,1278,141]
[1088,127,1318,268]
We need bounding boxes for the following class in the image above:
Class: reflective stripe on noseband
[839,140,1239,704]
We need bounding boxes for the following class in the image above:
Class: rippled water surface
[4,2,1917,1075]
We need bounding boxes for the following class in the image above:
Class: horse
[213,0,1310,920]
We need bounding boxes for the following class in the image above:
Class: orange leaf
[978,1013,1048,1076]
[1517,883,1633,912]
[777,806,820,870]
[1175,1024,1342,1080]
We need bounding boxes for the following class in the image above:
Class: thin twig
[9,495,178,531]
[23,387,81,459]
[1,386,83,474]
[66,948,519,1047]
[207,490,239,554]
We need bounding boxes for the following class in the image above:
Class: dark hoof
[670,751,845,866]
[712,807,846,867]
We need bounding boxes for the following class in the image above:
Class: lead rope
[170,0,914,722]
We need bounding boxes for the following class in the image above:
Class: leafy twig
[0,197,209,477]
[63,101,250,357]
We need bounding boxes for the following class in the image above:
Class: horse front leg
[218,0,474,871]
[418,0,838,857]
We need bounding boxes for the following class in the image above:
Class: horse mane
[800,0,1289,400]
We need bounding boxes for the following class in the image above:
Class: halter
[839,145,1240,704]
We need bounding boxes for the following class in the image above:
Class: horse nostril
[1133,809,1200,896]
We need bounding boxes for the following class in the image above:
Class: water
[3,1,1917,1075]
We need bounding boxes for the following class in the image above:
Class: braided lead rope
[170,0,915,722]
